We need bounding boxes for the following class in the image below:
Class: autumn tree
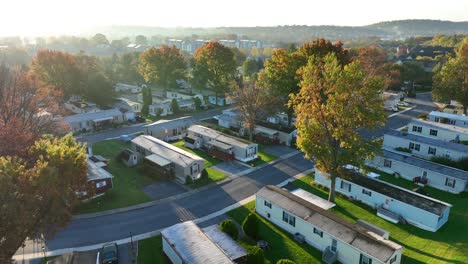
[230,81,270,141]
[259,39,350,126]
[192,42,236,99]
[30,50,81,97]
[229,46,247,67]
[141,87,152,116]
[433,41,468,114]
[139,45,186,91]
[135,35,148,46]
[258,48,302,126]
[0,134,88,262]
[291,54,385,202]
[351,46,401,89]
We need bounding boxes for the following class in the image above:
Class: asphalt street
[17,92,437,257]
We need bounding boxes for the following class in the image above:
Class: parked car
[100,243,119,264]
[397,101,409,107]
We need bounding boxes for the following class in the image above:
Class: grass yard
[291,173,468,264]
[173,140,227,188]
[228,201,322,264]
[76,139,154,214]
[137,235,169,264]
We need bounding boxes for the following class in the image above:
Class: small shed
[119,149,138,167]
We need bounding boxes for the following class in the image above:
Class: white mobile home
[408,119,468,142]
[63,109,125,133]
[131,135,205,183]
[428,111,468,128]
[114,83,142,94]
[161,221,246,264]
[208,95,233,106]
[256,186,403,264]
[315,168,452,232]
[383,130,468,160]
[144,116,194,142]
[186,125,258,162]
[368,149,468,194]
[149,101,173,117]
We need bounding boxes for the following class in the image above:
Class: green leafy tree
[192,42,236,100]
[242,213,259,239]
[277,260,296,264]
[193,97,202,110]
[0,134,88,262]
[135,35,148,46]
[117,52,144,84]
[141,87,152,116]
[291,54,385,202]
[219,219,238,240]
[433,42,468,114]
[139,45,186,91]
[171,99,180,114]
[229,46,247,67]
[242,58,259,79]
[91,33,109,46]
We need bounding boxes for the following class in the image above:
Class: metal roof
[429,111,468,122]
[202,225,247,261]
[385,130,468,153]
[290,188,335,210]
[188,125,256,149]
[145,154,172,167]
[144,116,193,132]
[381,148,468,181]
[132,135,204,167]
[63,109,122,124]
[208,140,233,151]
[161,221,234,264]
[409,119,468,135]
[255,126,279,136]
[87,160,113,182]
[257,186,402,263]
[337,168,452,215]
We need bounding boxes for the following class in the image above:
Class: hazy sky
[2,0,468,36]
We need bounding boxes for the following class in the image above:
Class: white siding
[255,196,399,264]
[368,155,468,193]
[162,236,183,264]
[408,122,468,142]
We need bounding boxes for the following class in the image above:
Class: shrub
[242,213,259,239]
[395,147,412,153]
[430,156,457,168]
[247,246,264,264]
[219,219,238,240]
[185,175,193,185]
[276,260,296,264]
[201,169,208,178]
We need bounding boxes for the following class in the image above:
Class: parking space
[143,181,188,200]
[211,160,251,176]
[261,145,296,157]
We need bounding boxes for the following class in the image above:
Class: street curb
[73,150,302,220]
[388,106,415,118]
[15,168,313,261]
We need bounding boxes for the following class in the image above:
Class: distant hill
[81,19,468,43]
[364,19,468,37]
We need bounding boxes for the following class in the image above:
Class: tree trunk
[328,175,336,203]
[249,127,254,142]
[464,104,467,115]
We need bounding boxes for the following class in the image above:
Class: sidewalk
[73,150,302,220]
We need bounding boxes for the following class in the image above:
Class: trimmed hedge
[276,260,296,264]
[247,246,264,264]
[242,213,259,239]
[219,219,238,240]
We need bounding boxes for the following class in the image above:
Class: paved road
[76,109,223,144]
[18,93,437,256]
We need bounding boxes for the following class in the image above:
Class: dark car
[100,243,118,264]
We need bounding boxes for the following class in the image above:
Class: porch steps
[322,246,337,264]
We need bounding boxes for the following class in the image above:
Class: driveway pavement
[143,181,188,200]
[211,160,251,176]
[262,145,297,157]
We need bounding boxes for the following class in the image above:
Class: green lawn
[137,235,169,264]
[228,201,322,264]
[76,140,154,214]
[173,140,227,188]
[291,173,468,264]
